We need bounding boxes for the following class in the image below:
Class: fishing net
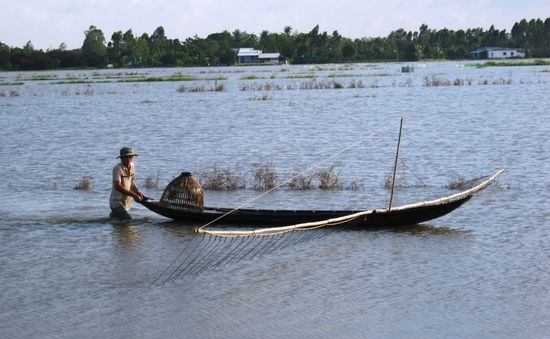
[160,172,204,210]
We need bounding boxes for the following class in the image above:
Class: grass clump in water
[198,166,245,190]
[0,82,24,86]
[252,161,278,189]
[316,166,341,189]
[327,73,357,78]
[249,94,272,100]
[177,81,225,93]
[448,175,485,189]
[144,171,160,189]
[286,74,317,79]
[241,75,260,80]
[473,59,550,68]
[288,169,314,190]
[74,176,93,190]
[0,90,21,97]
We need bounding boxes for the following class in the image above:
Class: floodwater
[1,61,549,338]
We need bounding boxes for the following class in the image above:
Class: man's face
[121,155,133,166]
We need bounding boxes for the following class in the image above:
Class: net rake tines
[150,226,336,286]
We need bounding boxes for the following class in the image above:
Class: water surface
[1,61,549,338]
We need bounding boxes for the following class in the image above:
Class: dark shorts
[110,206,132,220]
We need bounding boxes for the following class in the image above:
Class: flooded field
[1,60,549,338]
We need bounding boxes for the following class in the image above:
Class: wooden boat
[140,169,504,228]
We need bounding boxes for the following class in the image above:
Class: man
[109,147,144,220]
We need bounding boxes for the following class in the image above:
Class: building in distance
[470,47,526,59]
[235,48,282,64]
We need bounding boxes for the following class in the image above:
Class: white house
[470,47,526,59]
[236,48,281,64]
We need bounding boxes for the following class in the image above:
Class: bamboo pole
[389,118,404,211]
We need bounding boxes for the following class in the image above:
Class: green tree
[231,29,258,48]
[0,42,12,69]
[342,40,356,60]
[544,18,550,56]
[82,25,107,67]
[133,33,150,66]
[107,31,124,66]
[207,31,235,65]
[150,26,167,66]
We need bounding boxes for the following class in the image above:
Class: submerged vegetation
[192,162,356,191]
[70,163,480,194]
[3,68,543,99]
[0,89,20,97]
[74,176,93,190]
[176,81,225,92]
[252,162,278,189]
[472,59,550,68]
[1,17,549,70]
[197,166,246,191]
[144,171,160,189]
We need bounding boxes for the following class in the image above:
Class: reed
[448,175,484,189]
[214,81,225,92]
[239,82,283,91]
[316,166,341,189]
[287,170,314,190]
[252,161,278,189]
[346,180,362,190]
[333,81,344,89]
[177,81,226,93]
[348,79,364,88]
[198,166,245,190]
[144,171,160,189]
[248,94,272,100]
[423,75,451,86]
[384,172,393,188]
[119,74,203,82]
[74,176,93,190]
[448,175,465,189]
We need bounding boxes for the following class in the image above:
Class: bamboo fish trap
[160,172,204,210]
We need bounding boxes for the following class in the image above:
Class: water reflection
[111,223,140,248]
[388,223,472,235]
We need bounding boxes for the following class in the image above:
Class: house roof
[259,53,280,59]
[471,47,525,53]
[237,48,261,57]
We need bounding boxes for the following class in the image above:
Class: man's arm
[115,179,143,202]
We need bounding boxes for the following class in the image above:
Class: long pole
[389,118,404,211]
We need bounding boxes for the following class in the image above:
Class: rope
[398,159,441,200]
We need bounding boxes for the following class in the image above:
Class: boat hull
[140,169,503,228]
[140,194,471,228]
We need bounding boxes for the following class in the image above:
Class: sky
[1,0,548,50]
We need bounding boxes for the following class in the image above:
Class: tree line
[1,17,549,70]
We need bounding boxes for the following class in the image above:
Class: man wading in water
[109,147,144,220]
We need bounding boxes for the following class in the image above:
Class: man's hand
[133,192,144,202]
